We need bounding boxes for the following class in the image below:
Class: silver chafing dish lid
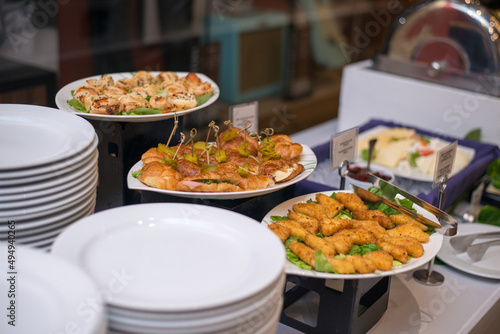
[372,0,500,96]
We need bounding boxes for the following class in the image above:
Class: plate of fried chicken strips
[127,126,317,199]
[263,190,443,279]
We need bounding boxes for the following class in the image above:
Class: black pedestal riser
[281,275,391,334]
[141,185,296,222]
[88,118,182,212]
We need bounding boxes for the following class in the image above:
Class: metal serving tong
[449,231,500,253]
[351,173,458,236]
[466,238,500,261]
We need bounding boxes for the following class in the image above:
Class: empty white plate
[0,104,95,170]
[51,203,285,312]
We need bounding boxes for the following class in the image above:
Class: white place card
[229,101,258,133]
[433,140,458,188]
[330,127,359,171]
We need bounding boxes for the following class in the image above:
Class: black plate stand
[281,275,391,334]
[87,117,182,212]
[140,185,296,222]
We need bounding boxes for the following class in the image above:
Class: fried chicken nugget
[287,210,319,234]
[319,217,352,236]
[324,234,353,254]
[335,228,376,245]
[352,210,393,229]
[335,192,368,212]
[380,236,424,258]
[276,220,309,240]
[315,193,344,218]
[363,250,393,271]
[292,202,327,220]
[268,223,291,243]
[389,214,428,231]
[355,187,381,203]
[350,219,387,239]
[304,234,336,257]
[375,240,409,263]
[387,223,429,243]
[327,257,356,274]
[289,241,316,268]
[345,254,377,274]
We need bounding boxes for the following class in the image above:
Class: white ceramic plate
[0,243,107,334]
[0,104,96,170]
[0,152,98,198]
[0,191,95,238]
[438,223,500,280]
[0,173,97,220]
[0,134,97,182]
[107,273,284,322]
[55,71,220,122]
[51,203,285,312]
[0,163,98,209]
[106,277,284,333]
[261,190,444,280]
[127,145,317,200]
[357,125,476,182]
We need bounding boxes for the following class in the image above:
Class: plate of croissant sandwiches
[127,124,317,199]
[56,71,219,122]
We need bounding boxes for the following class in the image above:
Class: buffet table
[275,118,500,334]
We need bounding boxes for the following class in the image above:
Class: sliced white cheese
[373,139,414,168]
[273,168,294,182]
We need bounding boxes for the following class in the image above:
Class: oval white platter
[127,145,317,200]
[262,190,444,280]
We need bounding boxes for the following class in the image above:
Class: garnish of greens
[487,158,500,189]
[274,189,431,273]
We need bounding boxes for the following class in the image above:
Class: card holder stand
[281,275,391,334]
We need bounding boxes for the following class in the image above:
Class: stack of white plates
[51,203,286,334]
[0,243,107,333]
[0,104,98,250]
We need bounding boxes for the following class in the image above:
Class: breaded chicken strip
[292,202,327,220]
[389,214,428,231]
[327,257,356,274]
[335,192,368,212]
[352,210,393,229]
[335,228,376,245]
[289,241,316,268]
[376,239,409,263]
[287,210,319,234]
[324,234,354,255]
[380,235,424,258]
[345,254,377,274]
[319,217,352,236]
[355,187,381,203]
[268,223,291,243]
[315,193,344,218]
[350,219,386,239]
[363,250,393,271]
[387,223,429,243]
[304,234,336,257]
[276,220,309,240]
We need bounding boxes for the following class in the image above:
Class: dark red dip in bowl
[347,166,392,182]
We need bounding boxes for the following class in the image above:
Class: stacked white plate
[0,243,107,333]
[0,104,98,250]
[51,203,286,334]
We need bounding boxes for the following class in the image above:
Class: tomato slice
[418,148,434,156]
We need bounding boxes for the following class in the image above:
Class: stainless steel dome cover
[373,0,500,96]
